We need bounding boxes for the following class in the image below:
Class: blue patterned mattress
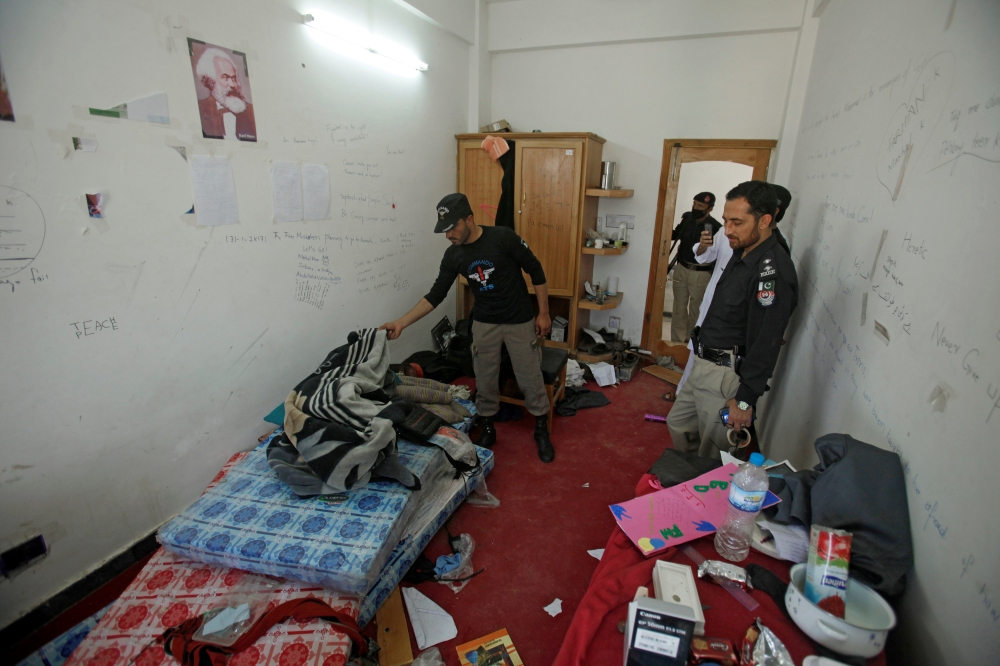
[158,428,489,597]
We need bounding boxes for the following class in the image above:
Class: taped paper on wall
[189,155,239,226]
[72,137,97,152]
[89,93,169,124]
[302,164,331,221]
[126,92,170,124]
[271,161,304,223]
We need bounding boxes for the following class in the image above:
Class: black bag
[403,350,464,383]
[394,404,445,443]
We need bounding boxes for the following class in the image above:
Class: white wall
[765,0,1000,662]
[488,0,804,52]
[491,29,799,342]
[0,0,469,627]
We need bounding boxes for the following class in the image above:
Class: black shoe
[534,415,555,463]
[476,415,497,448]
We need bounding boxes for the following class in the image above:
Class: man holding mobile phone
[669,192,722,343]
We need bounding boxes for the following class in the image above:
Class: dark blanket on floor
[556,386,611,416]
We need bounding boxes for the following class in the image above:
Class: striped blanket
[267,329,420,496]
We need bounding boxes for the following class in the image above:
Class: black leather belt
[679,260,712,272]
[697,346,735,367]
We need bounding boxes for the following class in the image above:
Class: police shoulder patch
[756,280,775,307]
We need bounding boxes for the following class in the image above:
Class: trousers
[670,264,711,342]
[666,355,741,459]
[471,319,549,417]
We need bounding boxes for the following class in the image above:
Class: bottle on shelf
[714,452,769,562]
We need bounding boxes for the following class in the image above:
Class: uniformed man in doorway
[380,193,555,463]
[667,181,798,458]
[670,192,722,342]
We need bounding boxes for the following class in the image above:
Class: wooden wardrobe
[455,132,609,352]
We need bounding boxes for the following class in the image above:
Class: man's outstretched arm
[380,298,435,340]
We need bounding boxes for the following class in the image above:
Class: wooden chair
[498,346,569,432]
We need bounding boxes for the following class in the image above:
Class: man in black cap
[669,192,722,342]
[667,181,798,458]
[380,193,555,462]
[771,184,792,255]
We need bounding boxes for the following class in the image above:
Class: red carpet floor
[409,370,674,665]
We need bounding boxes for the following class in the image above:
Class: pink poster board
[610,463,780,557]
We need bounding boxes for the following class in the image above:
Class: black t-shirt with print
[424,226,546,324]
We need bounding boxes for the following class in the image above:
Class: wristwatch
[737,401,751,412]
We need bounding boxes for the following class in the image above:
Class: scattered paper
[72,137,97,152]
[302,164,331,221]
[720,450,740,466]
[402,587,458,650]
[758,519,810,563]
[543,598,563,617]
[126,92,170,124]
[271,161,304,223]
[588,362,616,387]
[582,483,589,488]
[202,603,250,635]
[189,155,239,226]
[588,549,604,561]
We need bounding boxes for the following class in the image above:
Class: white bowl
[785,563,896,658]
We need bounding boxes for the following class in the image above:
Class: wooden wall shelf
[581,245,627,255]
[586,188,633,198]
[577,292,623,310]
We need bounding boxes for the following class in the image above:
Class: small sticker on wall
[566,149,574,155]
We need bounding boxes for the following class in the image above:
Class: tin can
[804,525,852,618]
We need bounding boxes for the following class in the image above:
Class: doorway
[641,140,775,353]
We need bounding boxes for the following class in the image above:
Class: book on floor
[456,628,523,666]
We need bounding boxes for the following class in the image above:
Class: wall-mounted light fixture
[303,12,428,77]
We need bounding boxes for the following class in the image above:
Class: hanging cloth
[495,140,516,229]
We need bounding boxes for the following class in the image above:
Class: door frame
[640,139,776,352]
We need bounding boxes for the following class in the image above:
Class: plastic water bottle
[714,452,769,562]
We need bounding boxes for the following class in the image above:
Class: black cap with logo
[434,193,474,233]
[694,191,716,206]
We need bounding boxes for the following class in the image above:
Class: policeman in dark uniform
[670,192,723,342]
[667,181,798,458]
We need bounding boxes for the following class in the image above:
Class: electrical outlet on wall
[608,316,621,329]
[606,214,636,229]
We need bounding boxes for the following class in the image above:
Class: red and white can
[804,525,853,618]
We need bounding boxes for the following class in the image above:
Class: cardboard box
[480,119,512,133]
[623,597,696,666]
[652,561,705,635]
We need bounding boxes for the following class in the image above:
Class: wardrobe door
[515,140,582,296]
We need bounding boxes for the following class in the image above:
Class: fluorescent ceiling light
[303,12,428,77]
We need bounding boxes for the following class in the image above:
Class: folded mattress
[158,428,491,597]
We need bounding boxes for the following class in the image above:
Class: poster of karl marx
[188,39,257,142]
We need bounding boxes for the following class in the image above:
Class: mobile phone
[719,407,756,426]
[703,222,713,234]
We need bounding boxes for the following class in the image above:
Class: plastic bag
[411,647,446,666]
[192,572,281,646]
[438,533,476,593]
[466,478,500,508]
